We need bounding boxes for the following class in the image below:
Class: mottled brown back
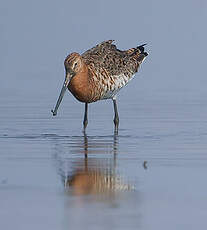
[82,40,147,77]
[80,40,148,100]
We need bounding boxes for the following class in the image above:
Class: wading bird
[51,40,148,132]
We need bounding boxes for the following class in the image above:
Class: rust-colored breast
[68,65,96,103]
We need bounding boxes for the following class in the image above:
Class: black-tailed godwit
[51,40,148,132]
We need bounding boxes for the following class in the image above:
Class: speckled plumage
[52,40,148,131]
[67,40,148,103]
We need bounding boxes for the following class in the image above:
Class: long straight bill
[51,74,70,116]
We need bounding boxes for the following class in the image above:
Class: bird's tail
[126,44,148,64]
[137,44,148,56]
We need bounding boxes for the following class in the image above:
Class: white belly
[101,74,135,100]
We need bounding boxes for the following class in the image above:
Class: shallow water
[1,89,207,230]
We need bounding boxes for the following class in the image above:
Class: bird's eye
[74,62,78,68]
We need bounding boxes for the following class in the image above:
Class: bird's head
[51,52,83,116]
[64,52,83,77]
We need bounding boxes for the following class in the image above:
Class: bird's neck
[68,64,92,102]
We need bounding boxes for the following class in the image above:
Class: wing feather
[81,40,148,100]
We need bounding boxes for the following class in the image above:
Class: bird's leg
[83,103,88,131]
[112,98,119,133]
[83,132,88,159]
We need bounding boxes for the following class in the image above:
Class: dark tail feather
[137,44,148,56]
[126,43,148,59]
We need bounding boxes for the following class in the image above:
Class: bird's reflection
[54,133,133,196]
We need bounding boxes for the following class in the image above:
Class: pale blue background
[1,1,207,230]
[1,0,206,100]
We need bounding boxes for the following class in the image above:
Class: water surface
[0,90,207,230]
